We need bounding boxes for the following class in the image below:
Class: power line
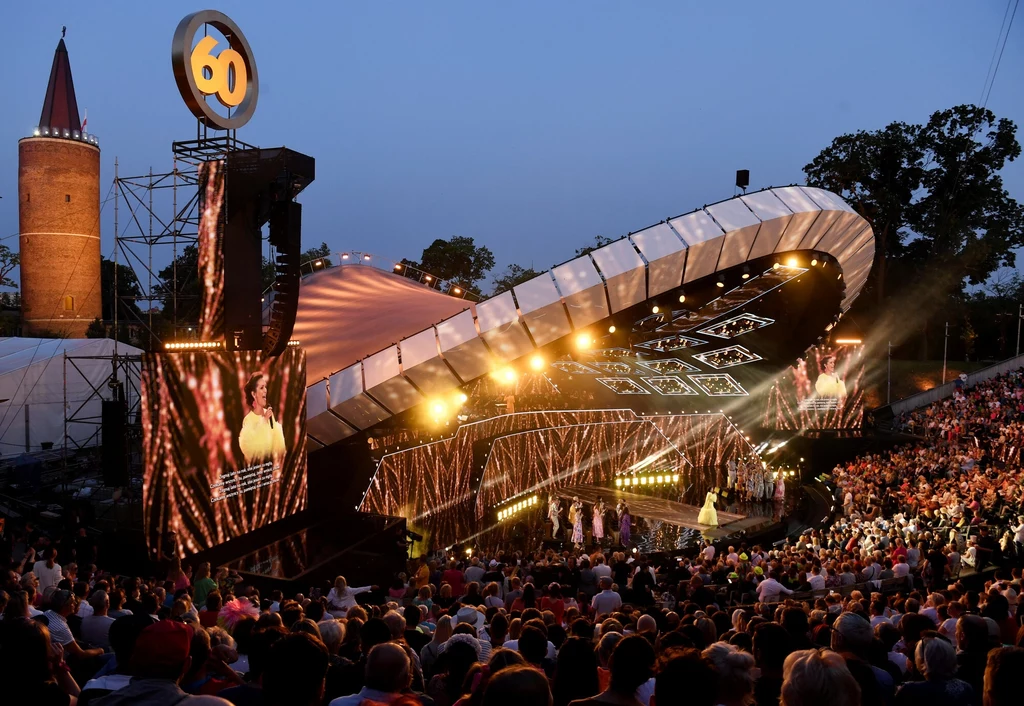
[981,0,1019,109]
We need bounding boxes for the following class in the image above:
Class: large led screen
[765,344,864,430]
[142,348,307,554]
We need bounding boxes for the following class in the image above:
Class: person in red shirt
[540,583,565,624]
[442,560,465,598]
[199,591,222,628]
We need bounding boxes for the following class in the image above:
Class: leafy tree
[492,264,542,295]
[575,235,614,258]
[100,257,144,323]
[85,317,106,338]
[405,236,495,290]
[261,241,335,290]
[805,105,1024,310]
[0,245,19,289]
[153,244,201,326]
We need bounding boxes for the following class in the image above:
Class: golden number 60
[190,35,247,108]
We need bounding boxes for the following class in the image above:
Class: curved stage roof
[304,186,874,448]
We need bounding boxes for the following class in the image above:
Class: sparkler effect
[141,349,308,554]
[198,160,226,341]
[764,345,865,430]
[360,410,751,548]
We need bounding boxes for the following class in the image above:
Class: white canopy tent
[0,338,142,458]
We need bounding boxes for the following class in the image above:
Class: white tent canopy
[0,338,142,458]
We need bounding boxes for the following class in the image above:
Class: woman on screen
[239,372,287,465]
[814,355,847,398]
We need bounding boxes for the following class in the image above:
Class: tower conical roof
[38,38,81,132]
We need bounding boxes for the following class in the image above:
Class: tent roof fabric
[0,338,142,376]
[294,265,477,384]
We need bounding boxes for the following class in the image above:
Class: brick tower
[18,36,101,338]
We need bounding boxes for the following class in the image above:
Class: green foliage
[85,317,106,338]
[405,236,495,290]
[575,235,614,258]
[0,245,19,290]
[491,264,542,296]
[100,257,144,323]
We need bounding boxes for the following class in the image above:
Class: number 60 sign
[172,10,259,131]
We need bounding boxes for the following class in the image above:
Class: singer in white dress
[697,490,718,527]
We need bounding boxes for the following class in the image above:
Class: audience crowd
[3,370,1024,705]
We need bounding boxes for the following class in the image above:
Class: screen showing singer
[240,372,287,465]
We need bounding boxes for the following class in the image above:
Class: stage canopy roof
[0,337,142,458]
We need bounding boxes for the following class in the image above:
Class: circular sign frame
[171,10,259,131]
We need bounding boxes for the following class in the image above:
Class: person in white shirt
[807,567,826,592]
[755,573,793,603]
[33,548,62,592]
[1013,515,1024,556]
[592,556,612,580]
[702,542,715,562]
[591,577,622,616]
[920,594,943,625]
[326,576,372,618]
[464,557,486,585]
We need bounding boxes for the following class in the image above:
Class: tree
[805,105,1024,311]
[85,317,106,338]
[0,245,19,289]
[100,257,144,323]
[491,264,542,295]
[405,236,495,290]
[575,235,614,258]
[153,244,201,325]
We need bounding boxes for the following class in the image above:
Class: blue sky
[2,1,1022,291]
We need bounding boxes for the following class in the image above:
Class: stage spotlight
[672,474,680,482]
[716,275,725,288]
[314,260,323,267]
[430,400,447,417]
[529,354,545,371]
[786,256,798,267]
[501,368,517,384]
[342,253,350,260]
[741,266,750,280]
[811,258,818,266]
[641,476,648,485]
[457,392,468,404]
[425,275,433,281]
[652,305,660,314]
[576,333,592,350]
[678,293,686,303]
[615,478,622,487]
[394,263,403,270]
[453,287,461,294]
[608,325,616,333]
[773,262,780,269]
[363,254,371,261]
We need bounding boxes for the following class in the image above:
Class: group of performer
[547,495,632,549]
[727,457,785,503]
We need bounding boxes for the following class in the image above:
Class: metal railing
[877,352,1024,418]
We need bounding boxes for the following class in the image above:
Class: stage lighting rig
[494,494,538,521]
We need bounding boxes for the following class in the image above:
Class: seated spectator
[482,664,553,706]
[652,648,716,706]
[895,635,974,706]
[0,618,81,704]
[81,590,115,650]
[262,632,329,706]
[44,589,104,666]
[330,642,414,706]
[781,649,861,706]
[983,646,1024,706]
[568,634,654,706]
[552,637,600,706]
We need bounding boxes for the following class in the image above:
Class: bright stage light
[811,258,818,266]
[615,478,622,486]
[608,325,616,333]
[425,275,433,281]
[786,257,798,267]
[641,476,648,485]
[656,475,664,484]
[716,281,725,288]
[457,392,468,404]
[394,263,403,270]
[575,334,591,350]
[529,354,545,371]
[465,547,472,555]
[430,401,447,417]
[773,262,780,269]
[652,305,660,314]
[342,253,350,259]
[678,294,686,303]
[672,474,680,482]
[314,260,322,266]
[837,273,843,280]
[363,254,371,261]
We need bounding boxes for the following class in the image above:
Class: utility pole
[942,321,949,385]
[1017,303,1022,357]
[887,341,892,404]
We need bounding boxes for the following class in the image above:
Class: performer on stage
[571,497,584,548]
[754,468,766,501]
[548,496,562,539]
[592,497,606,545]
[698,488,718,527]
[619,504,631,546]
[727,458,738,490]
[774,473,786,502]
[765,470,775,501]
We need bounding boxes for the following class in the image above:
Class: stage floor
[556,485,768,540]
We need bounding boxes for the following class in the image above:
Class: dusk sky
[2,1,1022,292]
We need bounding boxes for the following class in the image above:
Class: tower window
[26,193,30,203]
[63,296,74,312]
[65,195,71,203]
